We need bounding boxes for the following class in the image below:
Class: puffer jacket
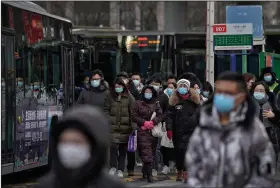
[166,88,200,150]
[186,95,276,188]
[104,82,136,143]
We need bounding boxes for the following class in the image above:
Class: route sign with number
[213,23,253,51]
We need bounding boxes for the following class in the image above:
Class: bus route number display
[126,35,161,52]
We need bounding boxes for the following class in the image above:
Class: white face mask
[57,143,91,169]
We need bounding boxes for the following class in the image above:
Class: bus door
[61,44,75,109]
[1,27,16,175]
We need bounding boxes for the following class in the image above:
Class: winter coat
[255,93,280,155]
[127,80,141,100]
[166,88,200,150]
[35,105,126,188]
[158,88,171,121]
[104,87,136,144]
[131,86,163,163]
[76,81,108,109]
[186,95,276,188]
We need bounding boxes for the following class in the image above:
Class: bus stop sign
[226,5,263,40]
[213,23,253,51]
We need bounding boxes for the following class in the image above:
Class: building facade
[36,1,280,31]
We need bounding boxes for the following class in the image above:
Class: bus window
[2,29,16,165]
[176,50,206,82]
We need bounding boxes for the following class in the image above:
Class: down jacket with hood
[131,85,164,163]
[36,105,125,188]
[166,88,200,150]
[104,78,136,143]
[186,94,276,188]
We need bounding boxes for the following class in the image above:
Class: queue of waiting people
[36,68,279,188]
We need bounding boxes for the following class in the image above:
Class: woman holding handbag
[131,85,163,183]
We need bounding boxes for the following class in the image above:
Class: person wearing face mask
[131,86,163,183]
[186,72,276,188]
[104,78,136,178]
[191,81,207,104]
[117,72,139,175]
[243,73,256,91]
[165,79,200,182]
[131,72,144,96]
[16,77,32,106]
[260,67,280,95]
[201,81,214,98]
[159,82,177,175]
[76,70,108,109]
[117,71,139,100]
[146,77,164,176]
[36,105,125,188]
[251,81,280,163]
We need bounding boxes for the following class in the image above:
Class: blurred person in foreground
[186,72,276,188]
[36,105,125,188]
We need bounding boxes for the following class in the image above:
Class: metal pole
[206,1,215,86]
[230,54,237,72]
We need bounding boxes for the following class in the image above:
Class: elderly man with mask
[36,105,125,188]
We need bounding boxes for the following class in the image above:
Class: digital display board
[124,35,162,52]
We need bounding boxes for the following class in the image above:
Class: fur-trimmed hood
[169,88,200,106]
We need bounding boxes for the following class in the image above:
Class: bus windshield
[119,35,172,81]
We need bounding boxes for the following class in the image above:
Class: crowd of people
[36,67,280,188]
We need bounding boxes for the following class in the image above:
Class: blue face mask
[203,91,209,97]
[196,89,201,94]
[213,94,235,113]
[17,81,23,87]
[133,80,140,86]
[144,93,152,100]
[91,80,100,87]
[166,88,173,96]
[177,87,188,95]
[264,75,272,82]
[254,92,265,100]
[115,87,123,93]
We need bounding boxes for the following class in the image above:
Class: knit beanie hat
[177,79,190,89]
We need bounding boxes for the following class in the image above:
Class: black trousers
[175,147,186,171]
[161,146,175,166]
[127,151,135,171]
[110,143,127,171]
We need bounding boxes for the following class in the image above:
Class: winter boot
[142,164,147,179]
[176,170,183,181]
[182,171,188,183]
[147,164,154,183]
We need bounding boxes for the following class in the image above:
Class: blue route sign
[226,6,263,39]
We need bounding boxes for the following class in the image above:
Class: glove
[141,126,147,130]
[167,131,172,140]
[146,123,154,130]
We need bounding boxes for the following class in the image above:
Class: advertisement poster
[31,13,43,44]
[22,11,32,45]
[14,107,49,171]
